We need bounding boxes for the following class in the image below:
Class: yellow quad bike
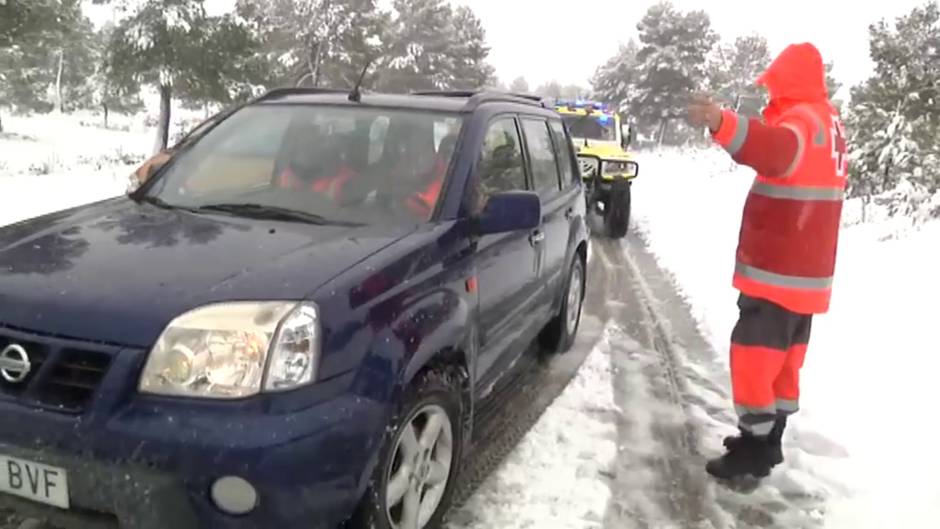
[553,99,639,239]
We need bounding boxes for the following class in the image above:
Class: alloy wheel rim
[385,404,454,529]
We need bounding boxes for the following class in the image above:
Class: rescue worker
[402,133,457,220]
[276,134,357,203]
[686,43,848,480]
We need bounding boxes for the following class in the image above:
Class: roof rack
[411,89,549,110]
[253,86,348,103]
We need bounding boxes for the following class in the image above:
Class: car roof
[252,88,555,115]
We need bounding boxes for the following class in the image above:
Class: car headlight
[601,160,638,177]
[138,301,321,399]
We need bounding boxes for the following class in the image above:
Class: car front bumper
[0,388,387,529]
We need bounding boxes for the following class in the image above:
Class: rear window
[147,105,463,224]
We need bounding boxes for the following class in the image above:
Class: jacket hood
[757,43,829,119]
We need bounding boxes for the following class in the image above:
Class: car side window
[549,120,577,189]
[521,118,561,197]
[477,117,526,205]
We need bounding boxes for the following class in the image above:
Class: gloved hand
[686,94,723,133]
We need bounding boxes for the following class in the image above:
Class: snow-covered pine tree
[591,39,640,114]
[534,81,562,98]
[705,34,770,117]
[509,76,529,94]
[0,0,93,126]
[235,0,386,90]
[91,23,143,128]
[632,1,718,145]
[377,0,492,93]
[448,5,495,90]
[847,0,940,220]
[106,0,259,152]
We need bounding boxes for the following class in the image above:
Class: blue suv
[0,88,589,529]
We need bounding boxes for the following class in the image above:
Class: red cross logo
[831,117,848,177]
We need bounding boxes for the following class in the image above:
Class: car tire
[604,183,631,239]
[538,255,585,354]
[348,368,465,529]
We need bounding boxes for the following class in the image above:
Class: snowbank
[0,113,153,226]
[448,326,619,528]
[633,146,940,529]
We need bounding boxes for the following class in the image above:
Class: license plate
[0,455,69,509]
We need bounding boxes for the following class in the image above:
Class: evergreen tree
[509,76,529,93]
[106,0,260,152]
[449,5,495,90]
[91,23,143,127]
[377,0,494,92]
[705,34,770,117]
[847,0,940,215]
[235,0,386,89]
[632,1,718,144]
[591,39,641,113]
[534,80,562,98]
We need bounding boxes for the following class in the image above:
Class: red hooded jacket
[711,43,848,314]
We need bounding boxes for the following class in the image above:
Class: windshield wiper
[138,195,201,213]
[195,203,364,226]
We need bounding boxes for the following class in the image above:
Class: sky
[455,0,929,99]
[85,0,928,99]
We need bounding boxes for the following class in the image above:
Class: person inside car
[402,132,458,219]
[274,123,358,203]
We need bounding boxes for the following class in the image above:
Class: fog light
[210,476,258,515]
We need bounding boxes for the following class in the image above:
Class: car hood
[0,198,414,347]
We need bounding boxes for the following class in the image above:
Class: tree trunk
[54,49,65,114]
[153,84,172,154]
[0,111,4,134]
[102,103,109,129]
[657,119,668,146]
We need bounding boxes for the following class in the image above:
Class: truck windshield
[144,104,463,225]
[562,114,617,142]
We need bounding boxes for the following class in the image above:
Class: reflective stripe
[725,116,749,156]
[735,404,777,417]
[780,123,805,177]
[740,420,775,437]
[776,399,799,414]
[735,262,833,290]
[751,181,844,201]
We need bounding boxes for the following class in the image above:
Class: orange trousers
[730,294,812,436]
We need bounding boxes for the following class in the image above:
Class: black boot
[723,416,786,466]
[706,431,777,479]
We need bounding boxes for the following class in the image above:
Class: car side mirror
[475,191,541,235]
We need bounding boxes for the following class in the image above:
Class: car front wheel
[349,369,464,529]
[538,255,585,354]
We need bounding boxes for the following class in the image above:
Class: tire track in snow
[595,236,724,529]
[601,229,832,529]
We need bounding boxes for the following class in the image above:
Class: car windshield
[144,104,463,225]
[562,114,617,142]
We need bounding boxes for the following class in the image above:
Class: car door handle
[564,207,574,220]
[529,231,545,245]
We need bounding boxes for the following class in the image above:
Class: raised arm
[711,109,803,178]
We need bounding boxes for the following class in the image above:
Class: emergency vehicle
[553,99,639,238]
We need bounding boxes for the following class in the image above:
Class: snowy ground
[2,114,939,528]
[632,147,940,529]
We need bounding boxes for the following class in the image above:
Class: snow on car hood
[0,197,413,347]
